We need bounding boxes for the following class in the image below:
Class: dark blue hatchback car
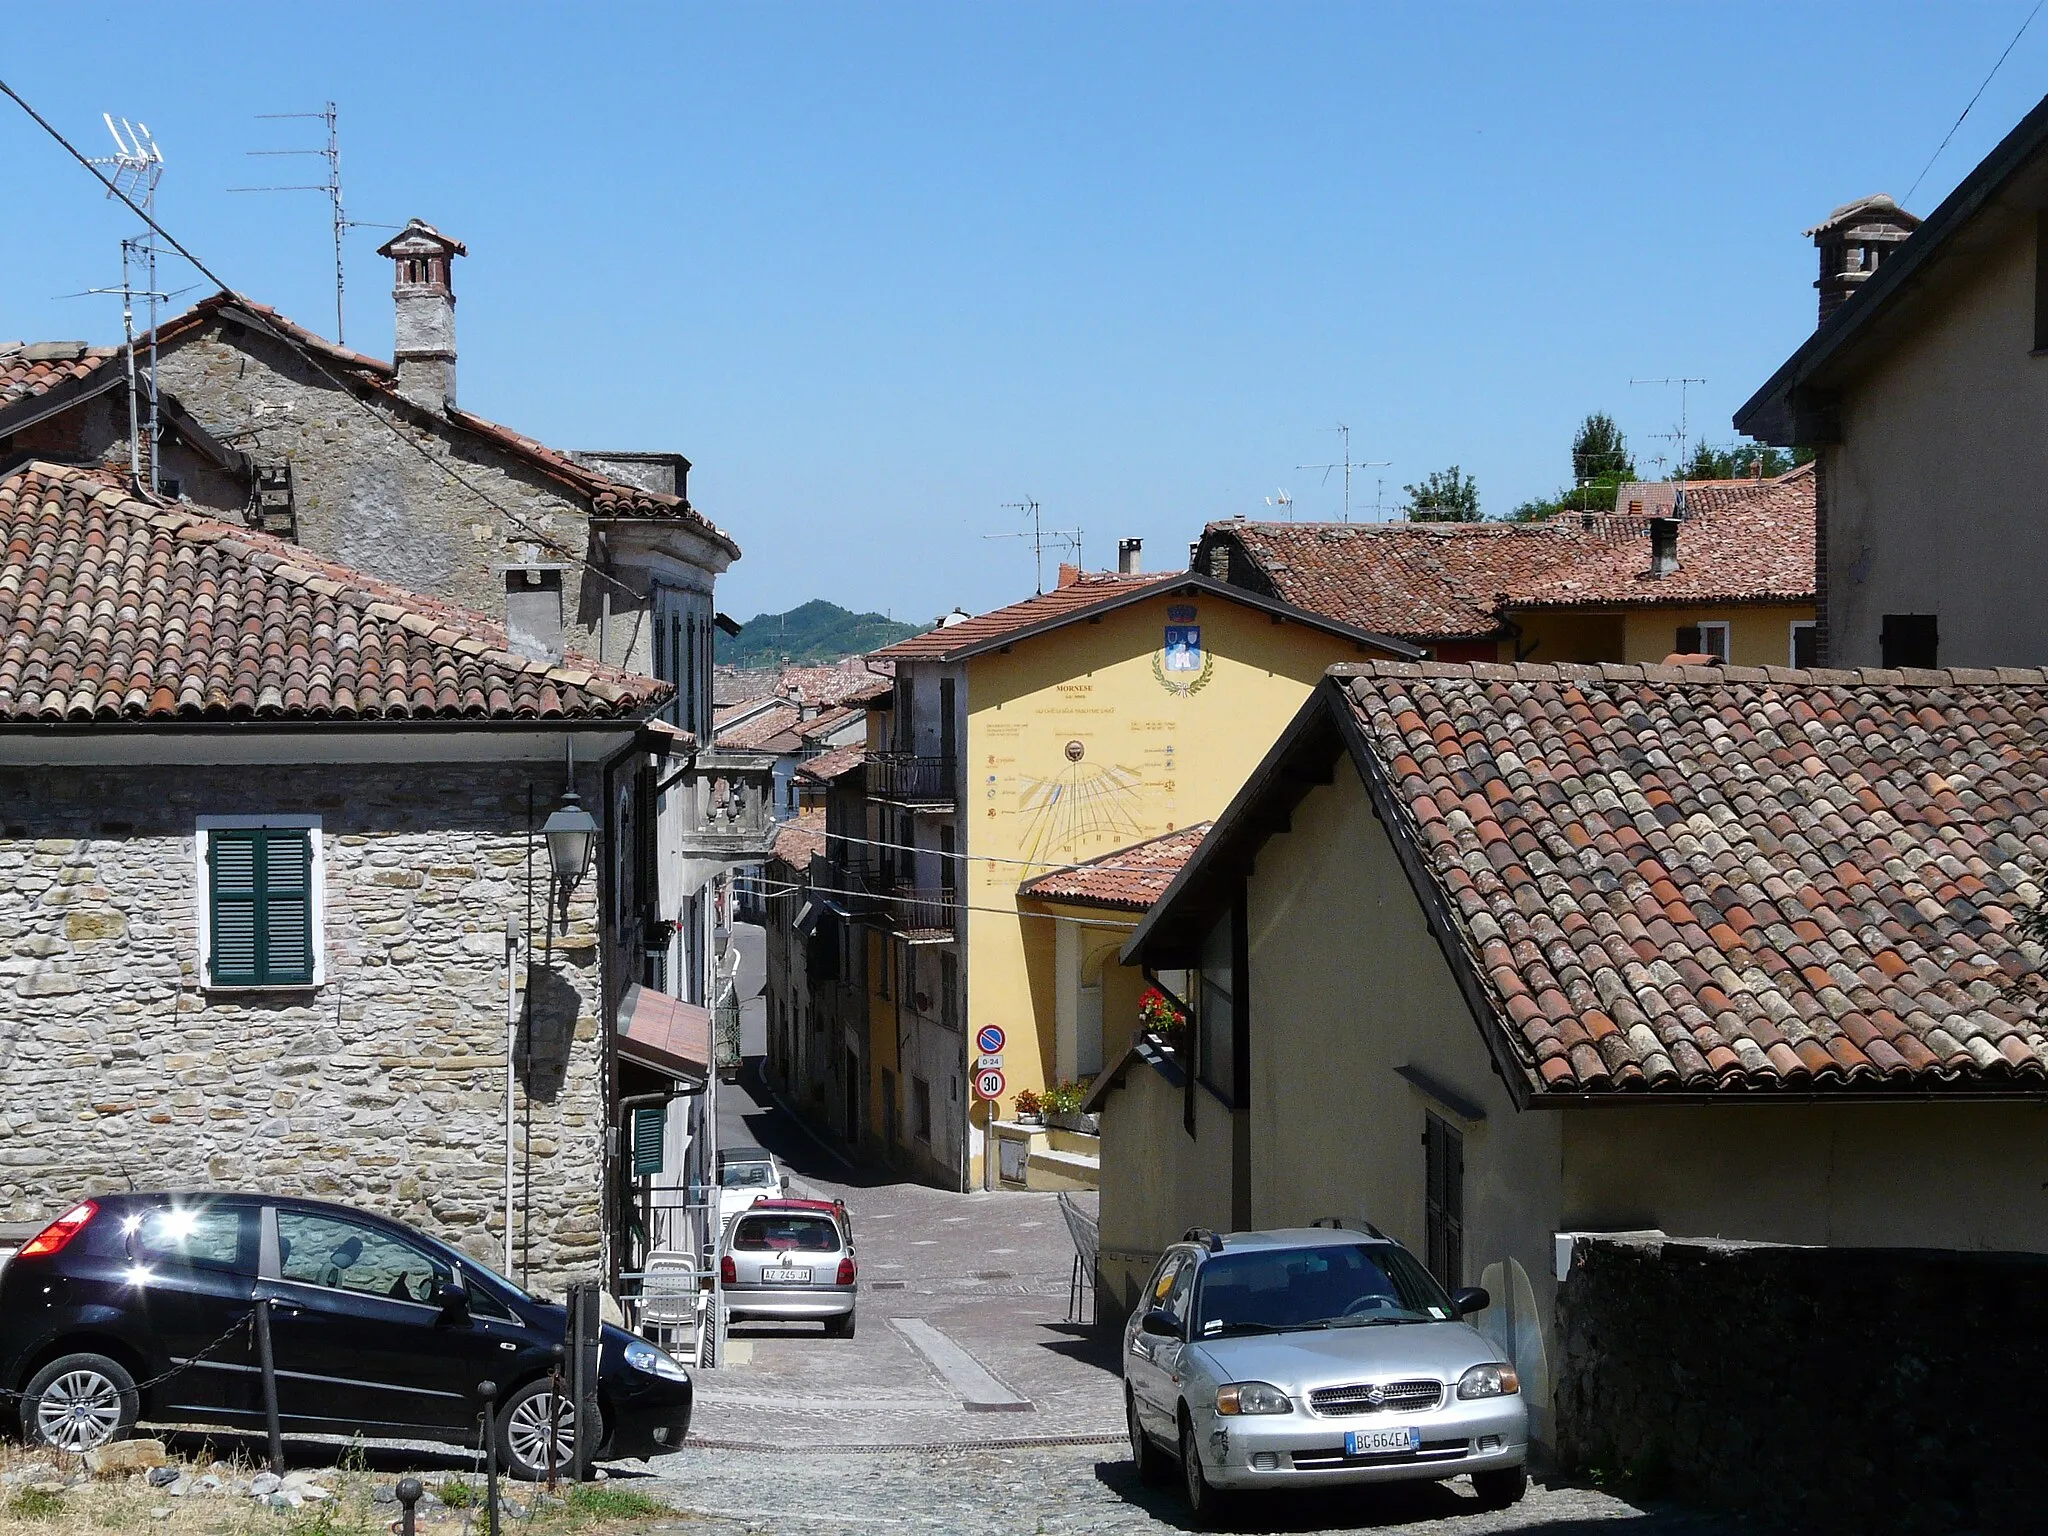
[0,1192,691,1478]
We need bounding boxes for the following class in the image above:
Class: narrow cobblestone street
[635,926,1744,1535]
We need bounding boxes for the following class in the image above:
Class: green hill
[718,600,926,666]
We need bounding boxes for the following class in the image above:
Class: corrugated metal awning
[617,983,711,1083]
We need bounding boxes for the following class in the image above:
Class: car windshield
[721,1162,777,1190]
[732,1214,840,1253]
[1191,1243,1456,1337]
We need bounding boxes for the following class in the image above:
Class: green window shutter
[632,1105,666,1176]
[208,827,315,987]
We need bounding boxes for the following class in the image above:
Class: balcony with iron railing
[822,851,958,938]
[865,753,957,807]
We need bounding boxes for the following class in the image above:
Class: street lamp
[541,790,598,890]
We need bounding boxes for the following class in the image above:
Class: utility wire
[1904,0,2046,205]
[758,874,1141,929]
[0,76,650,612]
[819,825,1202,877]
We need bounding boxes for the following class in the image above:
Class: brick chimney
[1805,195,1919,327]
[376,219,467,409]
[1118,538,1143,575]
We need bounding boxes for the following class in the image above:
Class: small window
[1790,621,1818,669]
[1424,1113,1464,1290]
[1881,613,1939,669]
[912,1076,933,1143]
[1198,911,1237,1104]
[203,823,318,988]
[1674,622,1729,663]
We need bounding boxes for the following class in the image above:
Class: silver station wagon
[1122,1226,1527,1523]
[719,1199,857,1338]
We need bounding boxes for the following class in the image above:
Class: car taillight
[720,1254,736,1285]
[836,1256,856,1286]
[18,1200,97,1260]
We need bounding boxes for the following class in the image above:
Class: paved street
[635,924,1740,1534]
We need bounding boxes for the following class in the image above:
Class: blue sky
[4,4,2044,623]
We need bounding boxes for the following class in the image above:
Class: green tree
[1674,440,1813,481]
[1404,466,1481,522]
[1508,412,1638,521]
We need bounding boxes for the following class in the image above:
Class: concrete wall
[1826,217,2048,667]
[0,760,607,1294]
[1562,1100,2048,1252]
[1244,766,1564,1439]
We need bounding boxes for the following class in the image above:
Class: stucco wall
[1505,604,1814,668]
[1094,1056,1232,1321]
[1827,218,2048,667]
[0,761,606,1294]
[1562,1100,2048,1251]
[1243,766,1565,1436]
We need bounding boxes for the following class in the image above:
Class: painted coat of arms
[1153,621,1213,696]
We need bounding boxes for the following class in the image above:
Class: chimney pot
[377,218,467,410]
[503,564,564,663]
[1118,537,1143,575]
[1648,517,1680,578]
[1806,194,1919,328]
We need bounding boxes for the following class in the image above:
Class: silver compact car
[719,1199,857,1337]
[1122,1226,1527,1524]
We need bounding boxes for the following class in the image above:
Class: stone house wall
[149,320,654,669]
[0,759,610,1295]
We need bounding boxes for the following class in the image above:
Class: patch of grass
[435,1478,474,1508]
[563,1484,668,1522]
[3,1488,65,1521]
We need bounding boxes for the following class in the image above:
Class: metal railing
[865,753,957,806]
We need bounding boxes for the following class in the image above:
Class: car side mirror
[435,1279,471,1321]
[1451,1286,1490,1317]
[1140,1308,1183,1340]
[780,1175,791,1194]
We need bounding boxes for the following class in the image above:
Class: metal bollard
[252,1298,285,1473]
[547,1343,566,1492]
[395,1477,422,1536]
[478,1379,500,1536]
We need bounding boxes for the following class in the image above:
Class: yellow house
[860,566,1415,1187]
[1191,466,1816,668]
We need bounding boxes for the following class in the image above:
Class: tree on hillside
[1404,466,1481,522]
[1675,440,1813,481]
[1510,412,1639,521]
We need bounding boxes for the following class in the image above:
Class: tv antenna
[985,498,1083,593]
[1264,489,1294,520]
[1296,423,1390,521]
[1630,377,1707,483]
[230,103,398,345]
[85,116,166,494]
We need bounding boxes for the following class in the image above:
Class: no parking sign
[976,1025,1006,1054]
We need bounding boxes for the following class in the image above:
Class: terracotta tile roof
[1202,469,1815,642]
[1018,824,1213,911]
[0,343,120,413]
[1505,467,1815,610]
[714,700,804,751]
[769,661,893,705]
[1342,659,2048,1095]
[870,574,1170,660]
[149,294,740,557]
[0,463,670,723]
[771,810,827,867]
[798,703,867,745]
[795,741,867,785]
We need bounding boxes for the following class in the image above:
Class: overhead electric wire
[820,826,1197,877]
[0,77,650,612]
[1904,0,2047,205]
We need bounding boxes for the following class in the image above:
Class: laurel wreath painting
[1152,648,1214,697]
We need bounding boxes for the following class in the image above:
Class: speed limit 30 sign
[974,1067,1007,1101]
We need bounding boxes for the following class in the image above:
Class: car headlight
[1215,1381,1292,1416]
[624,1340,690,1382]
[1457,1362,1519,1400]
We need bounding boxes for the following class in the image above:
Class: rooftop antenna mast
[87,116,166,493]
[1296,423,1390,522]
[230,104,396,345]
[1263,489,1294,521]
[1630,376,1707,489]
[985,498,1083,594]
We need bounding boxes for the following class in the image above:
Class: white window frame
[1789,620,1816,668]
[194,815,327,991]
[1696,621,1731,663]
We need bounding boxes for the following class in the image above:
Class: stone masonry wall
[0,761,609,1296]
[152,321,639,659]
[1555,1233,2048,1533]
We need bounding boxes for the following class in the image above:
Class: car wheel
[1127,1389,1170,1486]
[1178,1408,1227,1526]
[1473,1467,1527,1509]
[21,1353,138,1453]
[495,1378,596,1482]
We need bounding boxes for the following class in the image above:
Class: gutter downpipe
[505,913,524,1275]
